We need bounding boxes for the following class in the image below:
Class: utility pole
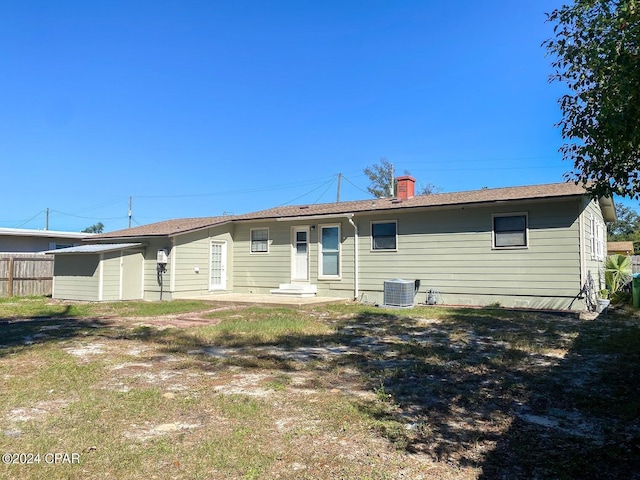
[45,208,49,230]
[389,163,395,197]
[128,196,132,228]
[336,173,342,203]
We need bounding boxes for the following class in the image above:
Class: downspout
[347,215,359,300]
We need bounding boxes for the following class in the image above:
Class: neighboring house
[0,227,92,253]
[607,241,634,255]
[48,179,616,310]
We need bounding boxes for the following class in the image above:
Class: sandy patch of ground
[124,422,202,441]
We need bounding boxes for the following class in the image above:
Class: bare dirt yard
[0,299,639,479]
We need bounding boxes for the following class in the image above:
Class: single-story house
[47,179,616,310]
[607,241,634,256]
[0,227,91,253]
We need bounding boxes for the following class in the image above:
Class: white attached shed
[47,243,144,301]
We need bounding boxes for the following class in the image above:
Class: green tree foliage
[608,204,640,252]
[418,182,441,195]
[608,204,640,237]
[364,158,395,198]
[363,158,440,198]
[82,222,104,234]
[545,1,640,199]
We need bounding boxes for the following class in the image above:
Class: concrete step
[269,284,317,297]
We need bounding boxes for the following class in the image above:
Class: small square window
[250,228,269,253]
[493,214,527,248]
[372,221,397,250]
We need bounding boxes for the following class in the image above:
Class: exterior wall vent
[383,279,415,308]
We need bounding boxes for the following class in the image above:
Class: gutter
[275,213,357,222]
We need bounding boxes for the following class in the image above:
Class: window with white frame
[371,221,397,250]
[250,228,269,253]
[589,215,606,260]
[493,213,528,248]
[319,225,340,277]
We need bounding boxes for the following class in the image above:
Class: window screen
[493,215,527,247]
[372,222,397,250]
[250,228,268,253]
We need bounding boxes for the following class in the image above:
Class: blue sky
[1,1,635,232]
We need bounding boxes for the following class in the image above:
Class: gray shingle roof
[92,182,592,240]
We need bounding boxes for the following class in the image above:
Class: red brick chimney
[396,175,416,200]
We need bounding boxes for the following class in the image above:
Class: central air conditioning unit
[383,279,415,308]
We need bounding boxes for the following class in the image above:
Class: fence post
[7,256,14,297]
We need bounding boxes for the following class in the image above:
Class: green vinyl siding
[142,239,172,301]
[583,198,607,292]
[171,225,234,299]
[52,255,100,301]
[233,220,354,294]
[234,222,294,292]
[121,251,144,300]
[76,192,603,310]
[356,199,583,308]
[101,252,121,301]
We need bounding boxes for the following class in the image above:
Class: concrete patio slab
[180,292,349,308]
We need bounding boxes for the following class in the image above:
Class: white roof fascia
[0,227,93,239]
[598,196,617,222]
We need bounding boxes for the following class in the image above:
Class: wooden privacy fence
[0,254,54,297]
[633,256,640,275]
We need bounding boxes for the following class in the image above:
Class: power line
[312,176,337,204]
[134,175,337,199]
[410,165,566,173]
[342,175,370,196]
[13,210,46,229]
[279,177,337,206]
[50,210,124,221]
[396,155,558,165]
[63,197,129,215]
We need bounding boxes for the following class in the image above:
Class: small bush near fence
[0,254,53,297]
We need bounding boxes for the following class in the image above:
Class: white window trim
[250,227,269,254]
[590,215,596,260]
[589,214,607,261]
[492,212,529,250]
[318,223,342,280]
[370,220,398,252]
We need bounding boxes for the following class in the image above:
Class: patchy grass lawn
[0,298,639,479]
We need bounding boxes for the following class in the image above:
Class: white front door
[210,241,227,290]
[292,227,309,282]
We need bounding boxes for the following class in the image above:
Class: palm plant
[604,254,633,301]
